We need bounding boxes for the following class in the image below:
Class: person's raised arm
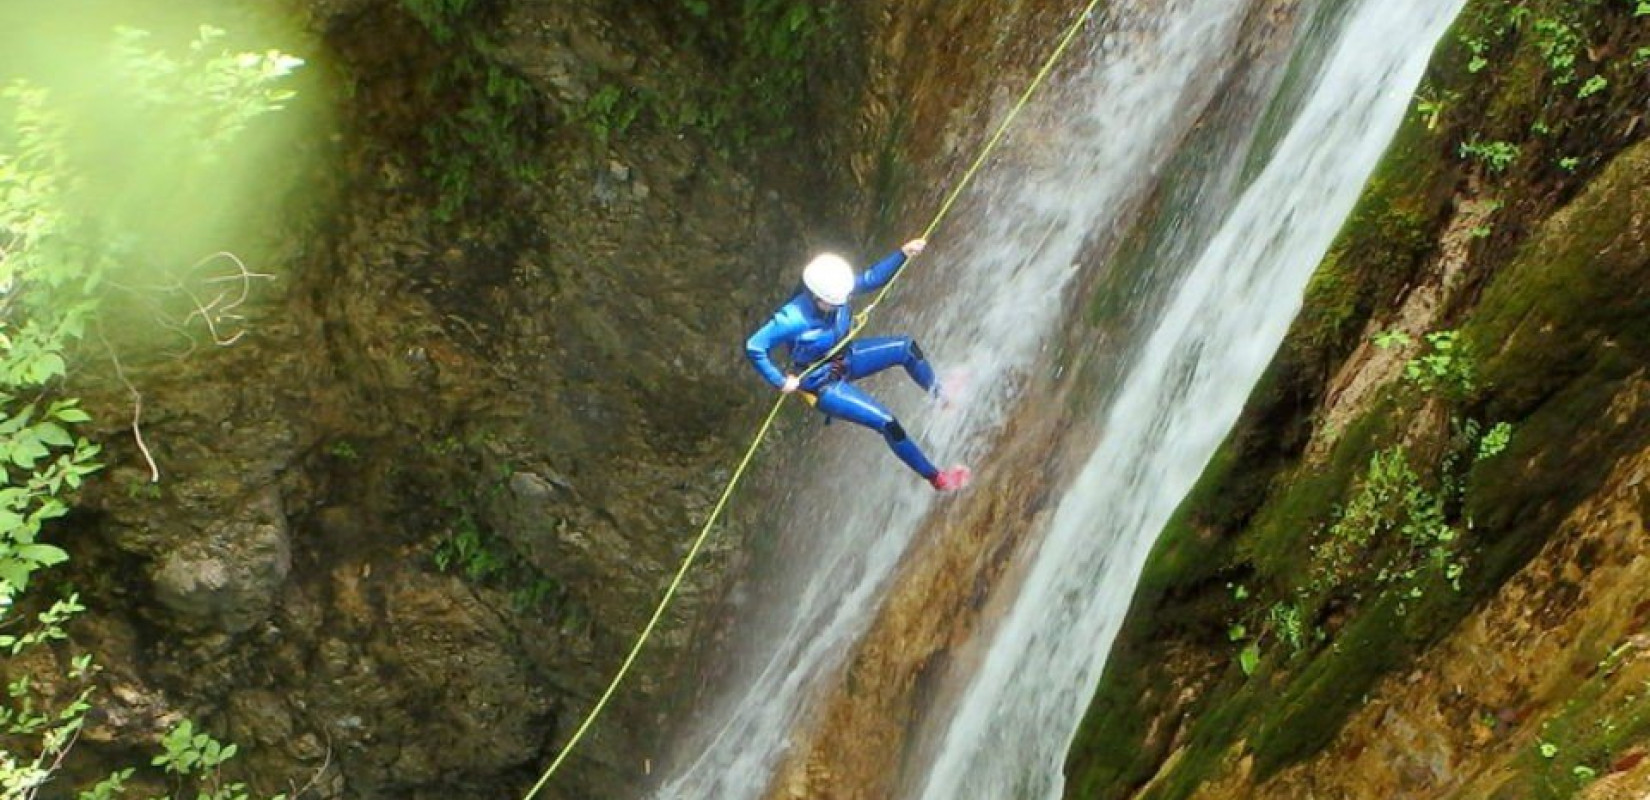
[857,238,926,294]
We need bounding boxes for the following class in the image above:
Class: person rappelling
[745,238,971,492]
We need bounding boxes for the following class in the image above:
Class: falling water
[654,0,1254,796]
[916,0,1466,796]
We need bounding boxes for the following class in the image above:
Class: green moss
[869,108,912,239]
[1247,593,1405,775]
[1462,140,1650,588]
[1064,627,1187,800]
[659,0,850,154]
[1134,440,1244,600]
[1292,115,1451,360]
[1501,645,1650,798]
[1064,107,1451,795]
[1063,438,1251,799]
[1243,404,1394,582]
[1063,396,1405,799]
[1467,358,1646,587]
[1066,3,1650,797]
[1468,141,1650,415]
[421,53,546,223]
[1142,679,1262,800]
[400,0,487,43]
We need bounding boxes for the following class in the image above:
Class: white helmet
[802,253,855,306]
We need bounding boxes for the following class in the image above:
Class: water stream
[917,0,1466,796]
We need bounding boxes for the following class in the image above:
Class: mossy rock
[1465,138,1650,588]
[1063,1,1650,796]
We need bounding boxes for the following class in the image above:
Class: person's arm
[745,306,808,389]
[856,238,927,294]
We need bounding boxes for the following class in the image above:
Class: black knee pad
[909,341,926,361]
[885,421,909,442]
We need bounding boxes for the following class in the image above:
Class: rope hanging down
[521,2,1106,797]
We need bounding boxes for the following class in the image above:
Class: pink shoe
[930,465,972,492]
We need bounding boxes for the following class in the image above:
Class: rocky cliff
[1065,1,1650,797]
[24,0,906,797]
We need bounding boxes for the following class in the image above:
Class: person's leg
[844,336,937,393]
[815,381,939,481]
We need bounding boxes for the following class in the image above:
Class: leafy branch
[0,22,303,798]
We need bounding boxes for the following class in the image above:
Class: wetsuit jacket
[744,250,909,388]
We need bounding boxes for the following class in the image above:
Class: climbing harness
[520,1,1108,796]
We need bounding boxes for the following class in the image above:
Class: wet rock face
[46,0,861,797]
[1063,0,1650,795]
[151,488,292,635]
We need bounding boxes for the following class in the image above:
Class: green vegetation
[431,500,559,611]
[148,719,278,800]
[674,0,847,151]
[0,16,304,798]
[1064,0,1650,795]
[0,19,299,594]
[581,85,645,149]
[395,0,846,220]
[399,0,483,43]
[1460,138,1521,172]
[1505,639,1650,798]
[1437,0,1637,183]
[1374,328,1477,398]
[420,53,541,223]
[426,446,561,611]
[425,0,856,226]
[1226,328,1508,683]
[3,595,285,799]
[601,1,849,153]
[393,0,545,222]
[4,594,101,797]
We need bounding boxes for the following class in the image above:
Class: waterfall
[916,0,1466,796]
[655,0,1251,796]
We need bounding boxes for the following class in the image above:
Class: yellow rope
[519,396,787,800]
[521,2,1105,796]
[856,0,1108,327]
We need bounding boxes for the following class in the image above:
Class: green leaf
[1239,644,1261,676]
[32,499,67,521]
[28,352,66,384]
[0,558,32,592]
[16,543,68,567]
[10,435,48,469]
[53,407,91,424]
[34,422,72,447]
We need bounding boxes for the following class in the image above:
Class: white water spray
[916,0,1466,797]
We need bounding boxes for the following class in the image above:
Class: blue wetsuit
[745,249,941,480]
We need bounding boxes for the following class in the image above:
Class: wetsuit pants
[806,336,940,480]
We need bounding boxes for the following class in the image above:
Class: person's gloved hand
[902,238,927,257]
[781,375,801,394]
